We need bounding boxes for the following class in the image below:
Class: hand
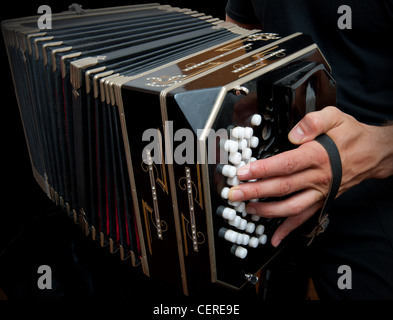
[228,106,393,247]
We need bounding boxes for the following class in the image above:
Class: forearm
[366,123,393,180]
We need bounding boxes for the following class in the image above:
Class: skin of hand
[228,106,393,247]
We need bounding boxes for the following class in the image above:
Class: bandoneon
[2,3,336,295]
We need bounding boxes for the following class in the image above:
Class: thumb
[288,106,342,145]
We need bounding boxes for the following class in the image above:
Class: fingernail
[289,125,304,144]
[228,187,244,201]
[272,239,281,247]
[236,164,249,177]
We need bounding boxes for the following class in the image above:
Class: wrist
[366,124,393,180]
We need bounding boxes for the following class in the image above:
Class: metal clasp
[245,273,259,285]
[232,85,249,96]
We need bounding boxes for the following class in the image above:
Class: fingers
[270,200,324,247]
[229,141,330,202]
[244,190,324,247]
[236,141,326,181]
[223,107,344,247]
[229,168,331,201]
[245,189,324,218]
[288,106,343,144]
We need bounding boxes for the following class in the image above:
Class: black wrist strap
[305,133,342,245]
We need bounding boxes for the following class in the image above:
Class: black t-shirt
[226,0,393,125]
[227,0,393,299]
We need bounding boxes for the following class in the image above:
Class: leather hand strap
[305,134,342,245]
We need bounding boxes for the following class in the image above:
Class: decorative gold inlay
[142,199,168,255]
[178,166,205,253]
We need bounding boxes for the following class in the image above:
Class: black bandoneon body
[2,3,336,295]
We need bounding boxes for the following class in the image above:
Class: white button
[238,139,247,150]
[251,214,261,221]
[232,127,245,139]
[236,161,246,169]
[222,207,236,220]
[242,234,250,246]
[251,114,262,126]
[238,218,247,231]
[255,224,265,236]
[234,202,245,213]
[229,152,242,165]
[228,215,241,228]
[220,165,237,178]
[220,187,230,199]
[242,148,252,161]
[245,222,256,234]
[227,176,240,186]
[232,245,248,259]
[228,200,241,207]
[219,228,238,243]
[259,234,268,245]
[250,136,259,148]
[244,127,253,139]
[216,206,236,220]
[236,234,244,245]
[223,140,238,153]
[248,237,259,248]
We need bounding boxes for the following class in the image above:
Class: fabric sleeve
[225,0,261,25]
